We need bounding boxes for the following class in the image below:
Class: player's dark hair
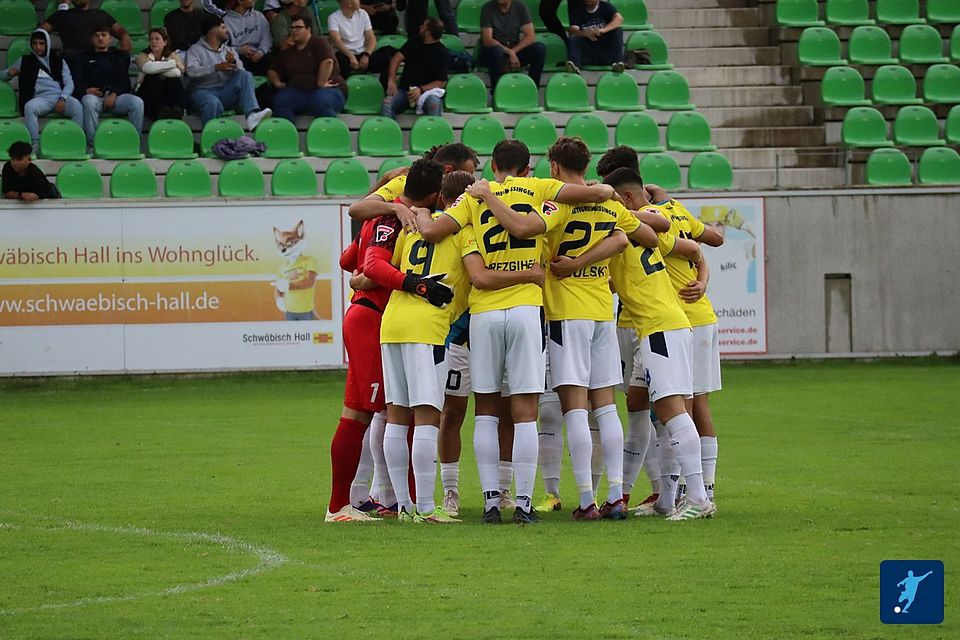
[596,146,640,178]
[440,170,475,204]
[7,141,32,160]
[423,17,445,40]
[491,139,530,174]
[602,167,645,192]
[425,143,479,172]
[547,136,591,173]
[403,159,444,202]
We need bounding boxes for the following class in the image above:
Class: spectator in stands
[223,0,274,75]
[539,0,567,44]
[39,0,133,66]
[478,0,546,90]
[135,28,186,120]
[0,29,83,155]
[404,0,458,38]
[185,14,273,128]
[361,0,399,35]
[565,0,624,73]
[165,0,205,54]
[272,0,323,51]
[382,17,448,118]
[2,142,59,201]
[328,0,376,78]
[73,25,144,151]
[267,13,347,120]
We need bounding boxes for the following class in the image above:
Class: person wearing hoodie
[0,29,83,155]
[223,0,274,75]
[185,14,272,128]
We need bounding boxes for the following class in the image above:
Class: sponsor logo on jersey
[375,224,396,243]
[542,200,558,216]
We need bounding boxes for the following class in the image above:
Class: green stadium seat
[841,106,893,147]
[645,70,695,110]
[918,147,960,184]
[481,161,495,180]
[218,159,265,197]
[848,26,898,65]
[893,105,946,146]
[865,148,913,185]
[409,116,455,154]
[0,0,38,35]
[344,74,385,115]
[0,80,17,117]
[5,37,30,66]
[458,0,485,33]
[43,0,59,18]
[0,120,29,159]
[100,0,146,35]
[775,0,825,27]
[315,0,338,27]
[946,105,960,144]
[564,114,609,152]
[688,152,734,190]
[624,30,673,70]
[271,159,319,196]
[254,118,302,158]
[150,0,178,28]
[532,155,551,178]
[537,32,567,68]
[148,119,198,159]
[545,73,594,112]
[639,153,681,190]
[952,26,960,62]
[164,160,212,197]
[39,119,89,160]
[377,157,413,181]
[926,0,960,24]
[324,158,370,196]
[110,161,157,198]
[93,119,144,160]
[444,74,492,113]
[200,117,244,157]
[614,112,664,152]
[595,72,642,111]
[619,0,651,30]
[923,64,960,104]
[872,65,923,105]
[375,34,407,50]
[898,25,949,64]
[797,27,848,66]
[493,73,543,113]
[826,0,875,25]
[876,0,925,25]
[357,117,405,157]
[513,114,558,154]
[56,162,103,198]
[306,117,354,157]
[440,34,466,53]
[461,115,507,155]
[666,111,717,152]
[584,156,600,181]
[820,66,872,106]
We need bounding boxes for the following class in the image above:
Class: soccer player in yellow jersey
[604,168,717,521]
[415,139,617,524]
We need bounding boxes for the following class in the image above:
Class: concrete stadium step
[657,27,771,48]
[722,147,843,170]
[669,46,782,67]
[647,8,761,28]
[697,105,815,128]
[646,0,754,8]
[677,65,796,87]
[734,166,846,189]
[713,126,826,148]
[690,85,803,107]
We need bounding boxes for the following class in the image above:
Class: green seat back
[537,32,567,68]
[918,147,960,184]
[148,119,198,159]
[0,80,18,117]
[39,119,89,160]
[899,24,949,64]
[218,159,265,197]
[865,148,912,185]
[614,112,663,152]
[409,116,455,154]
[444,74,492,113]
[872,65,922,105]
[666,111,717,152]
[457,0,485,33]
[94,119,144,160]
[821,65,871,106]
[564,114,609,152]
[952,25,960,62]
[344,74,385,115]
[595,72,642,111]
[0,0,38,35]
[797,27,848,66]
[150,0,178,28]
[927,0,960,24]
[254,117,302,158]
[639,153,681,190]
[5,37,30,66]
[357,117,405,156]
[512,114,558,154]
[200,118,244,157]
[324,158,370,196]
[440,34,465,53]
[876,0,924,25]
[841,106,893,147]
[946,105,960,144]
[619,0,650,29]
[100,0,146,35]
[826,0,875,25]
[688,152,734,190]
[893,105,945,146]
[848,26,898,65]
[376,34,407,50]
[164,160,212,197]
[56,162,103,198]
[461,115,507,155]
[545,72,594,112]
[378,157,413,181]
[494,73,544,113]
[923,64,960,104]
[110,161,157,198]
[645,70,695,110]
[776,0,824,26]
[306,117,354,157]
[0,120,30,159]
[533,155,551,178]
[272,158,319,196]
[625,30,672,69]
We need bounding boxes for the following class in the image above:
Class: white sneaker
[442,490,460,517]
[499,489,516,511]
[565,60,581,75]
[632,501,674,517]
[666,500,717,521]
[245,108,271,131]
[324,504,382,522]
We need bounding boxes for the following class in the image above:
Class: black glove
[402,272,453,308]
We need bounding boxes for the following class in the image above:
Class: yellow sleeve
[678,203,706,239]
[657,231,677,257]
[443,193,475,229]
[534,177,565,202]
[614,202,641,235]
[459,227,479,258]
[539,199,566,233]
[391,230,408,268]
[373,175,406,202]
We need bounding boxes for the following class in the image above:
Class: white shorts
[640,328,693,403]
[547,319,622,390]
[541,346,559,404]
[381,342,447,410]
[470,306,545,395]
[616,326,645,391]
[444,342,472,398]
[691,322,722,395]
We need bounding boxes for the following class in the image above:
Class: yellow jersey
[543,199,640,321]
[374,175,406,202]
[380,214,472,346]
[443,176,565,313]
[609,241,691,340]
[653,200,718,327]
[279,254,318,313]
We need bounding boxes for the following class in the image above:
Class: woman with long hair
[135,27,186,120]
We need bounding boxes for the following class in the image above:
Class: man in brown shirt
[267,13,347,120]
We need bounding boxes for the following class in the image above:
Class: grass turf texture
[1,359,958,639]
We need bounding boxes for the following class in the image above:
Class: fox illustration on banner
[273,220,319,321]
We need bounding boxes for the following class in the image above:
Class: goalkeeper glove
[402,272,453,307]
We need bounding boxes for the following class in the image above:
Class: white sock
[368,412,393,504]
[440,461,459,494]
[473,415,500,510]
[643,424,661,494]
[512,421,538,513]
[654,422,678,511]
[564,408,594,509]
[622,410,651,495]
[412,425,439,515]
[665,413,707,505]
[350,424,374,506]
[701,436,718,499]
[538,398,563,496]
[383,423,413,513]
[589,413,603,494]
[498,460,513,494]
[593,404,624,504]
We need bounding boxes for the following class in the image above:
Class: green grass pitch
[1,359,958,639]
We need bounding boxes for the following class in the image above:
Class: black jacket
[73,48,132,98]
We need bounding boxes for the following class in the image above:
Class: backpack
[448,50,473,74]
[211,135,267,160]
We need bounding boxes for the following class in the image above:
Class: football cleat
[512,507,542,525]
[414,507,461,524]
[572,504,602,521]
[442,490,460,517]
[324,505,382,523]
[534,493,562,513]
[632,501,674,517]
[599,499,628,520]
[397,506,416,523]
[666,500,717,521]
[377,502,399,518]
[637,493,659,507]
[499,489,516,511]
[482,506,502,524]
[355,499,383,513]
[622,493,630,509]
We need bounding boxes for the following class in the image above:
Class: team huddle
[325,136,723,524]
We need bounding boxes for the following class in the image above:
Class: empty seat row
[777,0,960,27]
[865,146,960,185]
[842,104,960,147]
[820,63,960,106]
[799,25,960,66]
